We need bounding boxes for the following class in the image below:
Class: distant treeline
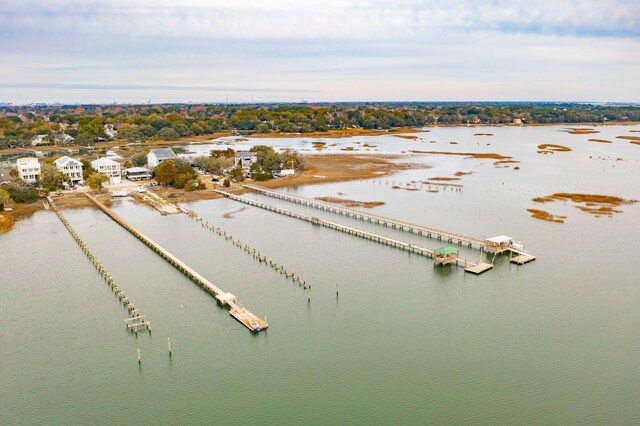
[1,102,639,149]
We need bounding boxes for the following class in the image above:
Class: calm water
[2,125,640,425]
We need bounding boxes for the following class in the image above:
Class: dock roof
[434,246,459,255]
[486,235,513,243]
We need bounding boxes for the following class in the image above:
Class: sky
[0,0,638,104]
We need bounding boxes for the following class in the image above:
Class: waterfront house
[91,157,122,184]
[123,167,152,181]
[53,156,84,184]
[235,151,258,172]
[147,148,177,168]
[16,157,41,183]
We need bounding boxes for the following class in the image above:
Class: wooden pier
[243,184,536,261]
[47,196,150,333]
[215,190,493,274]
[243,184,487,248]
[83,193,267,332]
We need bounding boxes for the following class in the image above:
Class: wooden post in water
[336,283,339,297]
[168,337,172,357]
[137,348,141,364]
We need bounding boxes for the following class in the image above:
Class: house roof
[54,134,74,141]
[434,246,459,255]
[236,151,256,159]
[54,156,82,167]
[149,149,177,159]
[91,157,120,167]
[486,235,513,243]
[0,168,12,182]
[124,167,151,173]
[17,157,40,166]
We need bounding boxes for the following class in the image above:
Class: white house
[147,148,177,168]
[104,124,118,140]
[235,151,258,172]
[123,167,152,181]
[54,134,75,145]
[91,157,122,184]
[17,157,41,183]
[53,156,84,184]
[31,134,50,146]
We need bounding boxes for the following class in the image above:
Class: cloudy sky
[0,0,638,104]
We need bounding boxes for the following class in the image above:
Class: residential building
[31,134,50,146]
[54,134,75,145]
[91,157,122,184]
[123,167,152,181]
[53,156,84,184]
[104,124,118,140]
[235,151,258,172]
[147,148,177,168]
[17,157,41,183]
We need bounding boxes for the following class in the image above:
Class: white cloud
[0,0,638,103]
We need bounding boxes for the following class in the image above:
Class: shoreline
[0,154,416,232]
[2,122,639,157]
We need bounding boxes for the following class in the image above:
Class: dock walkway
[215,190,493,274]
[84,193,267,332]
[47,196,150,333]
[243,184,487,249]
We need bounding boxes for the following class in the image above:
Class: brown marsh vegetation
[315,197,385,208]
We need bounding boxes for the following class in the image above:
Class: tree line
[2,102,640,149]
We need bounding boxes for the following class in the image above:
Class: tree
[194,156,233,175]
[4,180,39,203]
[223,178,231,187]
[81,159,96,180]
[230,165,244,182]
[131,152,148,167]
[154,160,177,185]
[119,124,141,142]
[250,145,281,172]
[280,149,305,170]
[153,159,197,189]
[40,163,69,190]
[0,187,13,207]
[86,173,108,190]
[157,127,180,141]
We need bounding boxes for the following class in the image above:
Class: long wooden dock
[84,193,268,332]
[215,190,493,274]
[47,196,150,333]
[243,184,488,248]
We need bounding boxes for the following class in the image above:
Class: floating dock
[84,193,267,332]
[510,254,537,265]
[215,190,493,274]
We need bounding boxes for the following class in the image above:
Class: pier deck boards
[510,254,536,265]
[84,193,267,332]
[244,184,487,248]
[465,263,494,274]
[215,190,492,274]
